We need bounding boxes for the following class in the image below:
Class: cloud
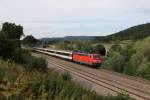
[0,0,150,38]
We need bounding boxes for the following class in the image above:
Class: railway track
[48,58,150,100]
[33,52,150,100]
[100,69,150,85]
[46,56,150,95]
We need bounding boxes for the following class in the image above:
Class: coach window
[57,52,70,56]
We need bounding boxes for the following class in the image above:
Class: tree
[73,41,93,53]
[0,22,23,59]
[0,31,8,39]
[110,44,122,52]
[93,44,106,55]
[102,52,125,73]
[1,22,24,39]
[22,35,37,46]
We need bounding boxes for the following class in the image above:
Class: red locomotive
[34,47,102,67]
[73,52,101,66]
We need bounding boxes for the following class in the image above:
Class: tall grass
[0,59,132,100]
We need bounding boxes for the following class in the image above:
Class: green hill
[96,23,150,41]
[110,23,150,40]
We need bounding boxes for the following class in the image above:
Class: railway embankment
[33,52,150,100]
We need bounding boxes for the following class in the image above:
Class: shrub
[0,59,132,100]
[110,44,122,53]
[0,68,6,83]
[11,48,23,63]
[123,62,137,76]
[123,37,150,80]
[114,92,131,100]
[120,43,135,62]
[102,52,125,73]
[22,55,47,71]
[32,57,47,71]
[136,62,150,80]
[13,50,48,71]
[10,73,132,100]
[61,72,72,81]
[22,35,37,47]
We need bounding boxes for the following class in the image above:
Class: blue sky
[0,0,150,38]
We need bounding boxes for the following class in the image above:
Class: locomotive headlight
[93,60,100,63]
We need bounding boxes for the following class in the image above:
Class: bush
[110,44,122,52]
[32,57,47,71]
[124,37,150,79]
[9,49,47,71]
[56,41,74,50]
[0,59,132,100]
[0,40,18,59]
[0,60,10,83]
[103,37,150,80]
[123,62,137,76]
[61,72,72,81]
[0,68,6,83]
[22,54,47,71]
[120,44,135,62]
[102,52,125,73]
[22,35,37,47]
[8,72,132,100]
[136,62,150,80]
[11,48,23,63]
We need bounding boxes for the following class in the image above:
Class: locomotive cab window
[93,55,100,59]
[80,53,88,56]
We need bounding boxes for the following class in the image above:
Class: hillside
[40,36,96,43]
[110,23,150,40]
[40,23,150,42]
[96,23,150,41]
[40,37,62,43]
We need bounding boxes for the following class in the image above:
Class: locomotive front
[90,54,102,67]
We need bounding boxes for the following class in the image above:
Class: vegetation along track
[33,52,150,100]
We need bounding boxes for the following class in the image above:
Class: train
[33,47,102,67]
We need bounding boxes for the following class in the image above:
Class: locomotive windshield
[93,55,100,59]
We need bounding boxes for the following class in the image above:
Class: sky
[0,0,150,38]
